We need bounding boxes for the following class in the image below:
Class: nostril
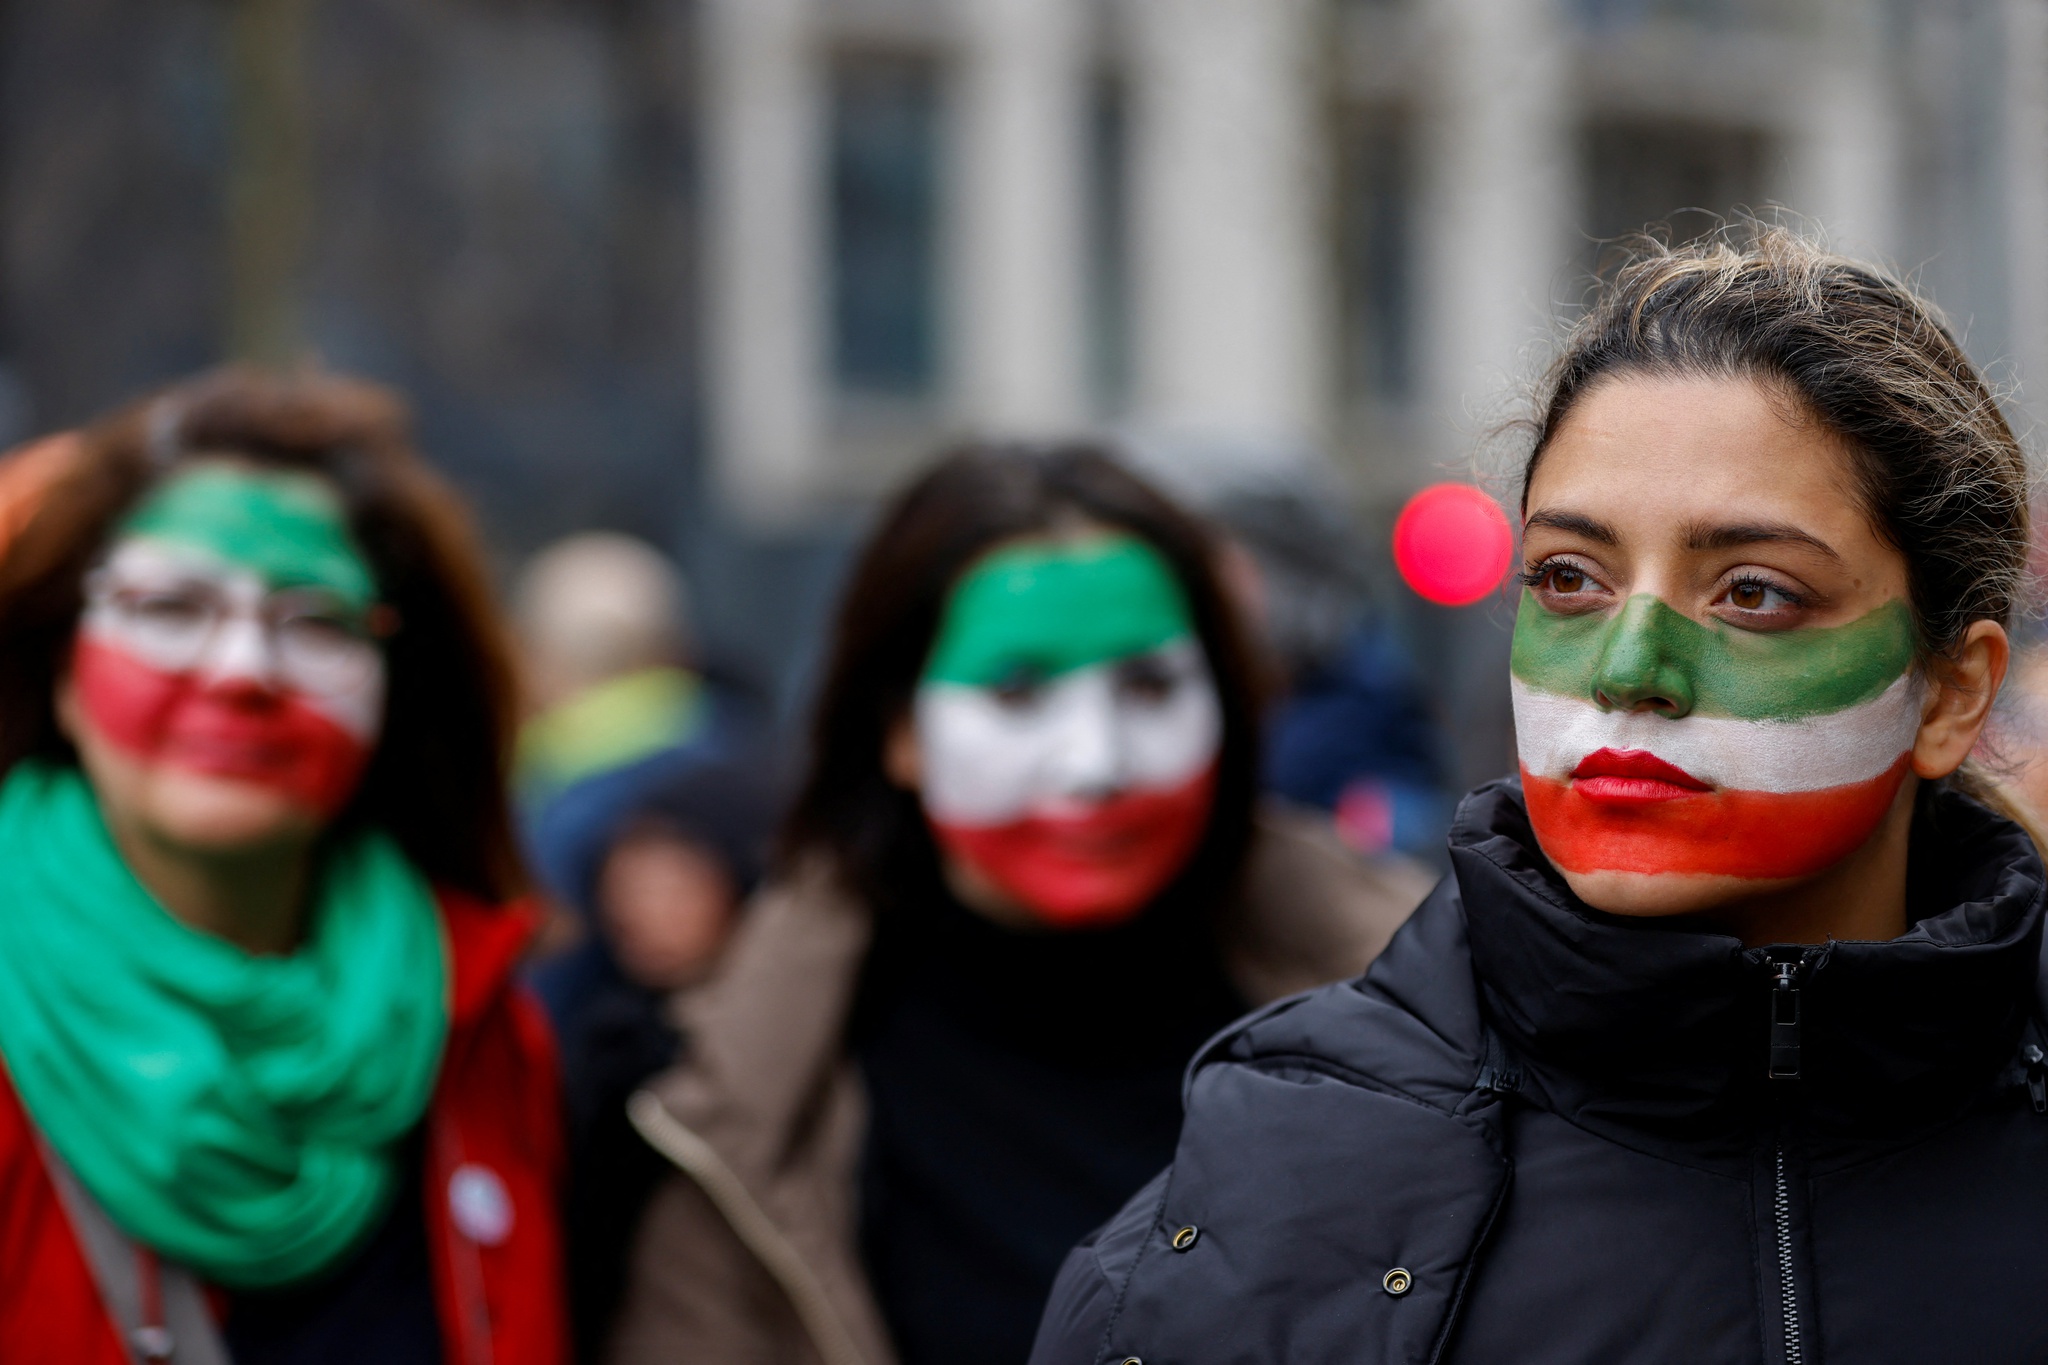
[1595,687,1680,716]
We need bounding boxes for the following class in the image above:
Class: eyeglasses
[83,569,395,697]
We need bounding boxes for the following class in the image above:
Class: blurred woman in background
[0,370,565,1364]
[608,444,1432,1365]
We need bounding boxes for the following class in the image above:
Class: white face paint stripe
[915,637,1221,827]
[80,542,231,672]
[1511,672,1924,795]
[79,539,386,741]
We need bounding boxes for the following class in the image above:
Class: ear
[883,712,923,791]
[1911,619,2010,780]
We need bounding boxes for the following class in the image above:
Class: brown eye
[1721,578,1797,617]
[123,588,215,627]
[1550,565,1585,594]
[1113,654,1177,705]
[987,663,1051,708]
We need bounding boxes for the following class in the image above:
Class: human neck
[108,821,314,956]
[1698,779,1917,947]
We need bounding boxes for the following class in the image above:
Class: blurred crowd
[0,365,1455,1365]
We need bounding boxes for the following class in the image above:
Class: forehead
[1528,374,1876,549]
[923,533,1193,683]
[113,462,374,602]
[946,533,1185,620]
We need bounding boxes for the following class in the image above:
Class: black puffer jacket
[1030,779,2048,1364]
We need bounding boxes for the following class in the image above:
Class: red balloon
[1392,482,1515,606]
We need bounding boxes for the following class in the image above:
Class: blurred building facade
[2,0,2046,766]
[699,0,2048,516]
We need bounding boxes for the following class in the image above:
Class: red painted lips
[929,765,1217,929]
[1569,747,1711,803]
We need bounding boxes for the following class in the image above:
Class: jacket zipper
[1770,1142,1803,1365]
[1765,953,1809,1365]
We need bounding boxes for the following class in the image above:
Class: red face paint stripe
[1520,755,1911,881]
[928,764,1216,928]
[71,636,371,816]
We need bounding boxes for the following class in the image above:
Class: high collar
[855,860,1245,1071]
[437,887,541,1031]
[1451,780,2046,1147]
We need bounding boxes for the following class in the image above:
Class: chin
[1559,866,1802,919]
[136,768,326,853]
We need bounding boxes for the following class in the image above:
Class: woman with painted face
[0,370,565,1364]
[607,446,1432,1365]
[1032,230,2048,1365]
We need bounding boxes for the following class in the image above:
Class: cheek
[68,635,189,757]
[1114,683,1223,785]
[1524,757,1910,886]
[930,766,1218,927]
[1517,669,1921,887]
[314,654,387,750]
[67,635,378,818]
[912,691,1063,823]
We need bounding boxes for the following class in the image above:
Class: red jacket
[0,888,568,1365]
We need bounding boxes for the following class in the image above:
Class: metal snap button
[1170,1225,1199,1251]
[1119,1358,1142,1365]
[1383,1266,1413,1296]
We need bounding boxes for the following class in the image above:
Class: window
[829,53,942,398]
[1573,0,1767,29]
[1338,106,1416,402]
[1579,118,1770,272]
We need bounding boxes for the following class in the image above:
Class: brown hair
[783,442,1266,914]
[1527,228,2030,657]
[0,366,526,901]
[1525,228,2032,817]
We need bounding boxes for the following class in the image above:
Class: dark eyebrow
[1682,519,1844,563]
[1522,509,1618,545]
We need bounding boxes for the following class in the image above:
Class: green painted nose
[1591,595,1695,717]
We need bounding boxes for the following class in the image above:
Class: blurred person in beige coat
[606,445,1434,1365]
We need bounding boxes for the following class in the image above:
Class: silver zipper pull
[1768,959,1804,1081]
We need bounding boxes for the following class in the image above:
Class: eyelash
[1517,556,1593,589]
[1518,558,1810,615]
[1722,573,1808,609]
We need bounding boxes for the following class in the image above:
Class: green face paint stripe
[1510,590,1917,720]
[922,535,1195,687]
[121,465,376,607]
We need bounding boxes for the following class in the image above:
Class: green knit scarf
[0,760,447,1287]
